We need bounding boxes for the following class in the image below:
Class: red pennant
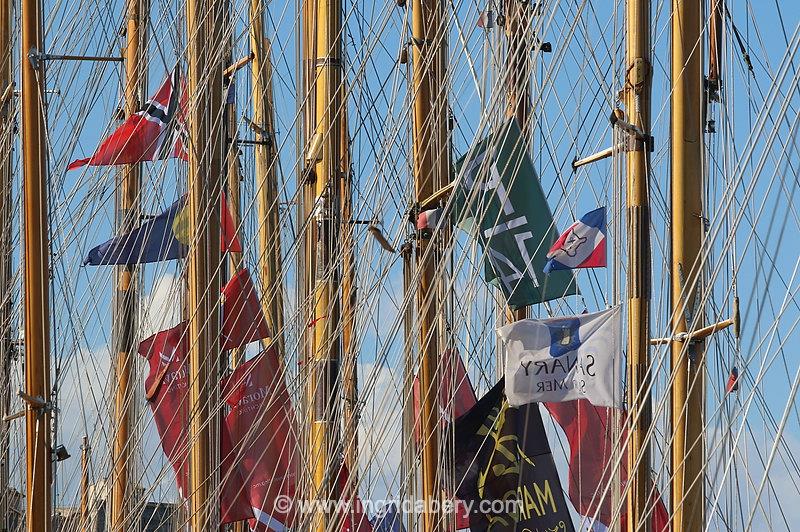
[221,268,271,350]
[726,366,739,394]
[544,400,669,531]
[220,192,243,254]
[336,465,373,532]
[138,323,253,524]
[412,349,477,443]
[223,347,297,531]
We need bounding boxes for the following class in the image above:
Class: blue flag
[373,504,405,532]
[85,196,241,265]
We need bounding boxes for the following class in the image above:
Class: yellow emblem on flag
[171,204,191,246]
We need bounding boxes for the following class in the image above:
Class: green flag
[453,120,577,308]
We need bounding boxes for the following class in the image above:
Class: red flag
[223,347,297,531]
[221,192,243,254]
[336,465,373,532]
[544,400,669,531]
[413,350,475,529]
[139,323,253,524]
[455,500,471,531]
[726,366,739,393]
[221,268,271,350]
[413,349,476,442]
[68,69,188,170]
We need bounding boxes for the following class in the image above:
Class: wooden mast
[20,0,52,525]
[185,0,225,526]
[504,0,530,324]
[226,16,243,532]
[0,0,13,524]
[250,10,285,356]
[110,0,146,528]
[305,0,345,527]
[79,437,90,531]
[340,103,358,499]
[623,0,653,528]
[670,0,705,529]
[410,0,448,529]
[299,0,316,506]
[505,0,531,137]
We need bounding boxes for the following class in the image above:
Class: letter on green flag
[453,119,577,308]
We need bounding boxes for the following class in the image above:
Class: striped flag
[544,207,607,273]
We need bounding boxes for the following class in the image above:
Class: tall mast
[670,0,705,529]
[20,0,52,526]
[226,11,243,531]
[250,13,285,356]
[307,0,345,528]
[410,0,448,529]
[504,0,530,137]
[110,0,146,528]
[0,0,13,524]
[340,106,358,496]
[623,0,652,528]
[79,437,91,531]
[504,0,530,323]
[299,0,316,504]
[185,0,225,526]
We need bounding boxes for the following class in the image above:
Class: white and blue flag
[543,207,607,273]
[499,306,622,408]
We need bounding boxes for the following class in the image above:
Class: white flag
[499,306,622,408]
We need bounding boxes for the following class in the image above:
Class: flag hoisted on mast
[453,120,577,309]
[500,307,623,408]
[453,380,575,530]
[83,194,242,265]
[223,348,298,531]
[543,207,607,273]
[67,69,187,170]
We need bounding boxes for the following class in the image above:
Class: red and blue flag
[544,207,606,273]
[68,69,187,170]
[84,194,241,265]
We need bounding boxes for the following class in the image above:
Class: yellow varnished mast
[623,0,653,528]
[110,1,147,528]
[20,0,52,527]
[79,437,91,531]
[306,0,346,528]
[410,0,449,529]
[670,0,705,528]
[504,0,531,323]
[250,12,285,356]
[340,105,359,499]
[185,0,225,526]
[0,0,13,524]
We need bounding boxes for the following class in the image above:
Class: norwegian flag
[544,207,607,273]
[68,68,188,170]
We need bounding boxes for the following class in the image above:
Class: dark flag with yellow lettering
[454,379,574,531]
